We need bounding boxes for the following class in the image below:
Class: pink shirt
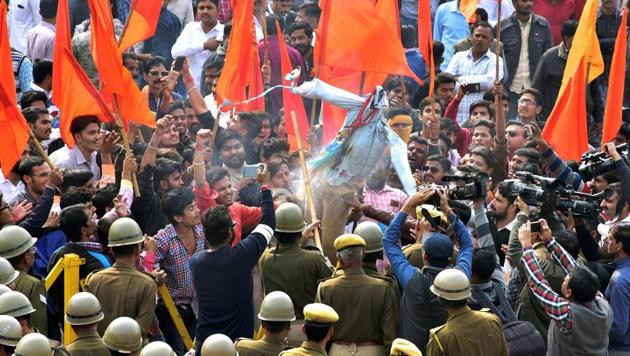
[360,184,408,223]
[533,0,577,45]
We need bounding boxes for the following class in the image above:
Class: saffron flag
[215,0,264,111]
[542,58,589,161]
[601,8,628,144]
[376,0,401,39]
[418,0,435,96]
[558,0,603,95]
[53,0,115,147]
[88,0,155,130]
[314,0,420,82]
[0,2,29,171]
[118,0,161,52]
[276,21,309,152]
[459,0,478,23]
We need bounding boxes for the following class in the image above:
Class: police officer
[0,285,10,296]
[426,269,509,356]
[64,292,110,356]
[102,317,143,356]
[0,291,37,336]
[139,341,175,356]
[260,203,332,346]
[315,234,398,355]
[0,226,47,335]
[279,303,338,356]
[0,315,22,356]
[84,218,157,338]
[12,333,52,356]
[235,291,294,355]
[0,257,19,286]
[200,334,236,356]
[390,338,422,356]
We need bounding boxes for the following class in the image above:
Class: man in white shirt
[8,0,42,53]
[171,0,224,89]
[49,116,102,181]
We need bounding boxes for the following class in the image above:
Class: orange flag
[52,0,115,147]
[314,0,420,82]
[118,0,161,52]
[276,21,309,152]
[459,0,479,23]
[542,58,589,161]
[376,0,401,39]
[0,2,29,171]
[418,0,435,96]
[215,0,264,111]
[88,0,155,130]
[601,8,628,144]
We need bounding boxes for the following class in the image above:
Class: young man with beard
[153,187,205,355]
[22,107,52,154]
[215,129,251,190]
[171,0,224,88]
[49,116,102,181]
[288,22,314,77]
[407,135,429,173]
[488,182,519,265]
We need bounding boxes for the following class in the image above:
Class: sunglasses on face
[149,71,169,77]
[421,166,441,174]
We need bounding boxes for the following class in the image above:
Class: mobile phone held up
[173,56,185,72]
[462,83,481,94]
[243,164,262,178]
[530,221,541,233]
[166,56,186,91]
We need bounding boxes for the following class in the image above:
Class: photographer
[518,219,612,355]
[598,143,630,236]
[383,187,472,351]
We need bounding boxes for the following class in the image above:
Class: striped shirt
[521,239,578,330]
[446,49,505,123]
[360,184,408,223]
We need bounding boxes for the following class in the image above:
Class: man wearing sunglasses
[142,56,183,118]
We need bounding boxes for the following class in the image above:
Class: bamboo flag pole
[112,95,141,197]
[494,0,502,111]
[290,110,322,251]
[28,130,56,169]
[261,0,270,66]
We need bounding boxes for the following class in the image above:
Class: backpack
[471,281,546,356]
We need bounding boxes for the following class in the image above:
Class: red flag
[314,0,420,82]
[118,0,162,52]
[53,0,115,147]
[601,8,628,143]
[542,58,589,161]
[0,2,29,171]
[376,0,401,39]
[88,0,155,130]
[418,0,435,96]
[216,0,264,111]
[276,21,309,152]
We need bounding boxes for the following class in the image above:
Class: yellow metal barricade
[157,284,194,350]
[44,254,85,345]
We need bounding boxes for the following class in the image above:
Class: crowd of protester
[2,0,630,355]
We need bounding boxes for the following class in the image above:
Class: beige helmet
[275,203,306,233]
[139,341,175,356]
[65,292,104,326]
[0,226,36,259]
[102,317,143,354]
[200,334,236,356]
[0,291,35,317]
[258,291,296,322]
[354,221,383,253]
[0,284,11,296]
[430,268,471,301]
[108,218,145,247]
[12,333,51,356]
[0,315,22,347]
[0,257,19,285]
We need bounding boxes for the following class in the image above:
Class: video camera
[440,172,489,201]
[578,143,628,180]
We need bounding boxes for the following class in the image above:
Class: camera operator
[597,143,630,239]
[488,182,519,266]
[508,147,541,178]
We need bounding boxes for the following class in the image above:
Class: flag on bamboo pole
[559,0,604,95]
[53,0,115,147]
[459,0,478,23]
[276,21,309,152]
[314,0,420,82]
[418,0,435,96]
[601,8,628,144]
[542,58,589,161]
[118,0,161,51]
[0,2,29,171]
[215,0,264,111]
[88,0,155,130]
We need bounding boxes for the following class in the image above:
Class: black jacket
[498,13,553,87]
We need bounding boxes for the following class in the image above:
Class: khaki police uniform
[84,263,157,337]
[280,340,327,356]
[14,271,47,336]
[65,330,111,356]
[235,333,290,356]
[426,306,509,356]
[316,267,398,355]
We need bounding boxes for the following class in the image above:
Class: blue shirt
[606,257,630,350]
[433,1,470,71]
[405,49,427,100]
[383,211,473,289]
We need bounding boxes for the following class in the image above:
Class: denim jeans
[155,304,197,356]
